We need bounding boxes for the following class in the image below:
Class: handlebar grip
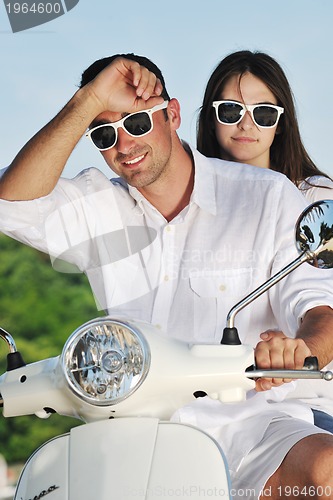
[303,356,319,371]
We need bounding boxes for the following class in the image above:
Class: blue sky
[1,0,332,179]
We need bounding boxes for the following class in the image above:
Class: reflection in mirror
[295,200,333,268]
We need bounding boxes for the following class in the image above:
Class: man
[1,54,333,498]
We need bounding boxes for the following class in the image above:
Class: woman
[197,50,333,435]
[197,50,333,203]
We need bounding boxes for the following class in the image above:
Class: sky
[0,0,332,180]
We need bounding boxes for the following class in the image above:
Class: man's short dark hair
[80,53,170,100]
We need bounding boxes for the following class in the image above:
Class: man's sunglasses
[86,101,169,151]
[212,100,284,128]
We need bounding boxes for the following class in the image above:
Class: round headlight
[61,318,151,406]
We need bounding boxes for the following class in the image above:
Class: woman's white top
[299,175,333,203]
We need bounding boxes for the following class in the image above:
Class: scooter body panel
[14,433,69,500]
[15,418,231,500]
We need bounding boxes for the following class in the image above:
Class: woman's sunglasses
[212,100,284,128]
[86,100,169,151]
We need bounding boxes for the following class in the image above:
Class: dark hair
[80,53,170,101]
[197,50,330,185]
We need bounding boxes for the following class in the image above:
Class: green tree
[0,234,101,464]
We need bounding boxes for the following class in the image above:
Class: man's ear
[167,98,181,130]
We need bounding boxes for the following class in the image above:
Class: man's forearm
[0,58,163,202]
[296,306,333,368]
[0,86,102,201]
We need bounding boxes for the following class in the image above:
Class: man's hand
[0,57,164,201]
[254,331,311,391]
[87,57,164,115]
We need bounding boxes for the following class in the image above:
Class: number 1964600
[6,2,62,14]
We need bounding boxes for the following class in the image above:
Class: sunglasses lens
[124,112,152,136]
[253,106,279,127]
[89,108,157,150]
[90,126,116,150]
[217,102,243,124]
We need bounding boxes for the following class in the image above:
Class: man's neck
[138,142,194,222]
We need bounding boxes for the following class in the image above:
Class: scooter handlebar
[246,356,333,381]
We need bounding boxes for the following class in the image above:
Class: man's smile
[124,154,146,166]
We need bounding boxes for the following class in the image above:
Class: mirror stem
[0,327,17,353]
[224,250,313,336]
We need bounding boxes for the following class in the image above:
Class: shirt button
[166,225,172,232]
[164,275,169,281]
[219,284,226,292]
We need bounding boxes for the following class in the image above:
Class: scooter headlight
[61,318,150,406]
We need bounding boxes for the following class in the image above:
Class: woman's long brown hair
[197,50,331,186]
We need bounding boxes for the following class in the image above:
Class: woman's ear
[166,98,181,130]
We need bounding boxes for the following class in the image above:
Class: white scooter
[1,200,333,500]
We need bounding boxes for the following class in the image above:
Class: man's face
[92,101,178,193]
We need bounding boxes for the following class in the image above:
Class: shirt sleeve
[269,177,333,336]
[300,176,333,204]
[0,169,124,272]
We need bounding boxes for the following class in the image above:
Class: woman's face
[215,72,279,169]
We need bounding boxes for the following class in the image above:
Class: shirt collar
[122,142,217,216]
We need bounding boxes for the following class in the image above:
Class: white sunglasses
[212,100,284,128]
[86,101,169,151]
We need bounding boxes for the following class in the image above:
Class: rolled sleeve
[269,177,333,335]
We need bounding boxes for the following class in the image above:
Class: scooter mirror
[295,200,333,269]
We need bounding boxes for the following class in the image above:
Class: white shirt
[2,146,333,493]
[299,175,333,204]
[281,174,333,409]
[1,146,333,347]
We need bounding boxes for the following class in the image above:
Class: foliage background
[0,234,100,464]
